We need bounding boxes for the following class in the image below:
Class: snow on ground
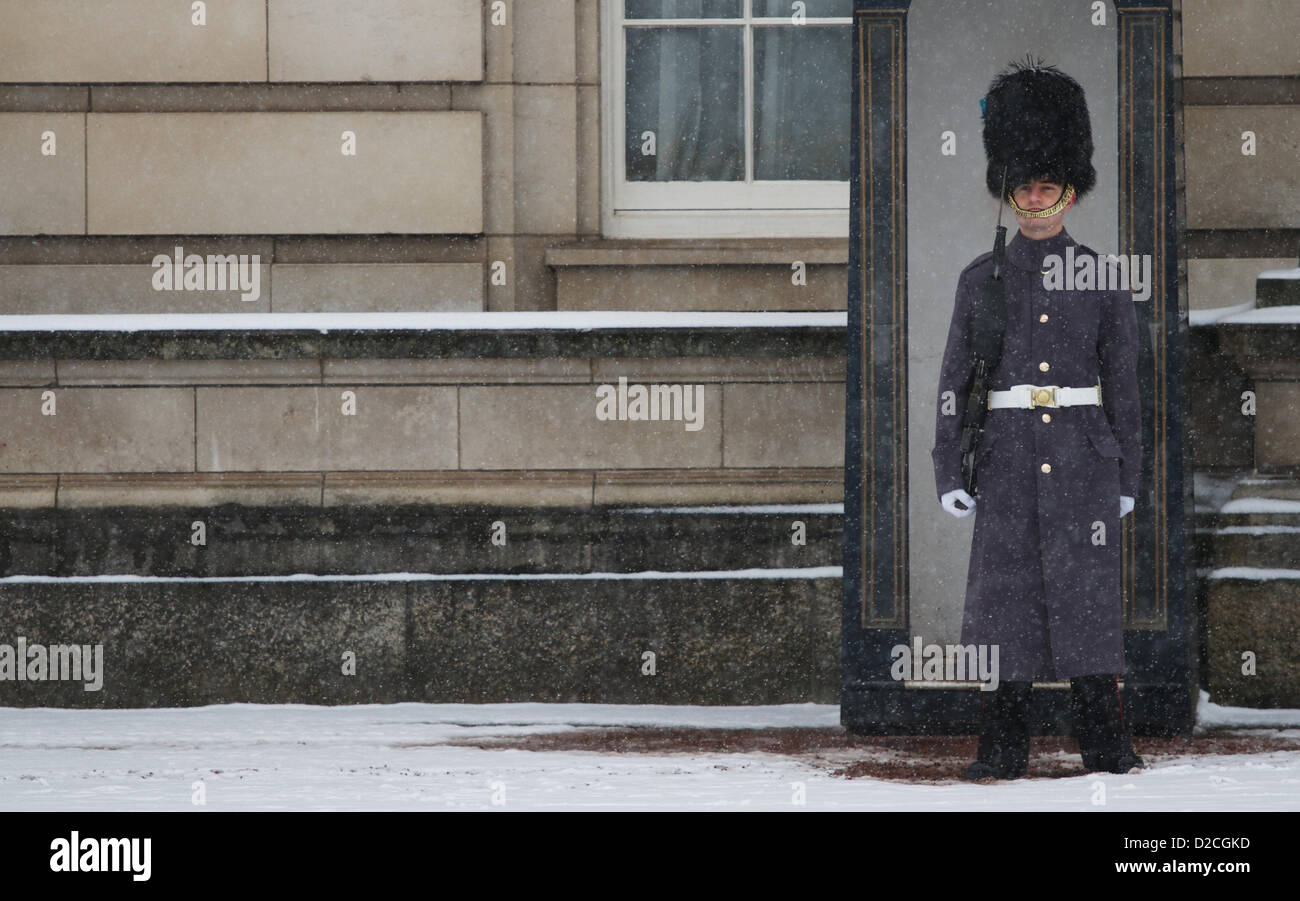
[0,692,1297,812]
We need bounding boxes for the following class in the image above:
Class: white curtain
[624,2,849,182]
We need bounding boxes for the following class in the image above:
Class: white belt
[987,384,1101,409]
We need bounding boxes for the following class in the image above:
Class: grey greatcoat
[932,228,1141,682]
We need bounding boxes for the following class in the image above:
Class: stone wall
[0,322,845,706]
[1181,0,1300,317]
[0,326,844,507]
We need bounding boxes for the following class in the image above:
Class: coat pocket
[1086,428,1125,460]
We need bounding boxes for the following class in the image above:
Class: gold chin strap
[1008,184,1075,218]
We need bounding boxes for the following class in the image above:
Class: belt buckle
[1029,385,1058,408]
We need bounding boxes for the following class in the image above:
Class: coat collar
[1005,227,1077,273]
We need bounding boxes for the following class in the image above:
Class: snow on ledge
[1218,304,1300,325]
[0,311,849,333]
[0,566,844,584]
[1188,301,1255,326]
[1258,267,1300,280]
[1197,690,1300,730]
[1220,497,1300,514]
[1215,525,1300,535]
[1206,566,1300,581]
[622,503,844,514]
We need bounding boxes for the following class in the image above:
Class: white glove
[1120,495,1134,518]
[942,489,976,518]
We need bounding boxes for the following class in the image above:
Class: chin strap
[1008,184,1074,218]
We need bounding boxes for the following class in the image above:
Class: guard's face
[1011,178,1073,239]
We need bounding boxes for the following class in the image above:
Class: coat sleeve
[931,269,977,503]
[1097,287,1142,498]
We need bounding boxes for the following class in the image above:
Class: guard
[932,59,1146,780]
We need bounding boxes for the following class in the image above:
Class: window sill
[600,208,850,240]
[545,237,849,269]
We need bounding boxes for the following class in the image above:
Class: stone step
[1195,476,1300,570]
[0,506,844,578]
[1205,573,1300,708]
[0,575,841,707]
[1203,525,1300,570]
[1224,477,1300,501]
[1256,268,1300,308]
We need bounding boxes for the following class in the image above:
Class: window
[602,0,852,238]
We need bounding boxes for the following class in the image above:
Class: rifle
[957,168,1010,504]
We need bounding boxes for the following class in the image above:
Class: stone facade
[0,1,1293,706]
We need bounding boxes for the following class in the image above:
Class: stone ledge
[0,476,57,509]
[0,236,482,265]
[0,314,847,360]
[87,84,455,113]
[556,265,847,312]
[546,238,849,267]
[56,359,322,386]
[0,470,847,510]
[0,86,90,113]
[592,356,844,383]
[324,472,594,507]
[0,360,56,386]
[1182,77,1300,105]
[1187,229,1300,258]
[5,354,847,384]
[54,473,323,508]
[595,468,843,505]
[322,357,592,384]
[0,505,845,577]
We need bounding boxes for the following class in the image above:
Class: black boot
[965,681,1033,781]
[1069,677,1106,771]
[1070,674,1145,774]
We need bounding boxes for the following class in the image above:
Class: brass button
[1039,313,1049,323]
[1041,413,1051,423]
[1041,463,1052,473]
[1039,361,1050,372]
[1033,388,1052,406]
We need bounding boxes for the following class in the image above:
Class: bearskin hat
[981,57,1095,199]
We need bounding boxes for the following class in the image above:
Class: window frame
[600,0,851,238]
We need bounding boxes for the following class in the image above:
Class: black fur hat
[981,57,1095,199]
